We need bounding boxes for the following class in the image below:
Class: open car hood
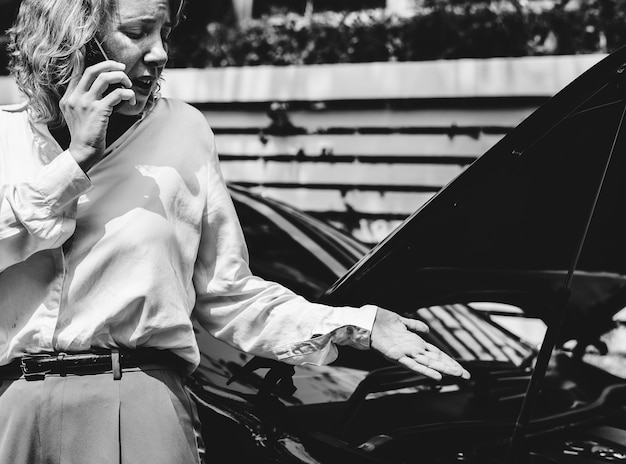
[321,47,626,344]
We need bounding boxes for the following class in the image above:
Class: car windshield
[414,304,533,365]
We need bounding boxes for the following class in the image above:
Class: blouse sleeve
[0,150,92,272]
[191,130,377,366]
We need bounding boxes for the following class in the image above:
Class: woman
[0,0,469,462]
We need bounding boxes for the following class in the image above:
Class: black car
[188,47,626,464]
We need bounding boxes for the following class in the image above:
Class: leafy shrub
[3,0,626,74]
[167,0,626,68]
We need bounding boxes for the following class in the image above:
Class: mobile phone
[85,38,111,68]
[84,38,126,105]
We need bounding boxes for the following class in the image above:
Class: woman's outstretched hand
[370,308,471,381]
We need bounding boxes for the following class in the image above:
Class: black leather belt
[0,349,181,381]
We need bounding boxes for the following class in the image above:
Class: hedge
[2,0,626,74]
[166,0,626,68]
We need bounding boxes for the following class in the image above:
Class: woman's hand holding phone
[60,50,136,171]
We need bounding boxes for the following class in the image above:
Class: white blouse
[0,98,377,373]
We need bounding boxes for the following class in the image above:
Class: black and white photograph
[2,1,626,463]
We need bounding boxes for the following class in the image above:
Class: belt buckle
[20,354,53,381]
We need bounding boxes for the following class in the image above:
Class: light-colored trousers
[0,366,205,463]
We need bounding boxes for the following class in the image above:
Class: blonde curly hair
[8,0,184,127]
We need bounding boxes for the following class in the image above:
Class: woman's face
[99,0,172,115]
